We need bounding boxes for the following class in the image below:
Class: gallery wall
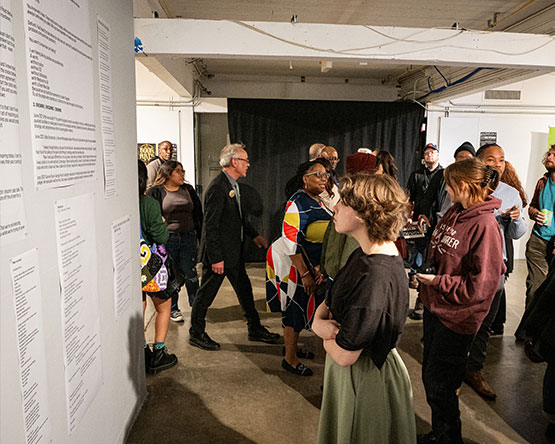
[0,1,144,444]
[426,73,555,259]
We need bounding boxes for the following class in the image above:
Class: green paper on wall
[549,127,555,148]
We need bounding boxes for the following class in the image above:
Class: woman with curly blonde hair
[313,174,416,444]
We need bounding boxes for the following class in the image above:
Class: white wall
[136,106,196,184]
[0,1,144,444]
[426,73,555,259]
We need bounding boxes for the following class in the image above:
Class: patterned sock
[154,342,165,350]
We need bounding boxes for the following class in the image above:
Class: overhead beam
[136,54,195,97]
[134,19,555,70]
[203,78,399,101]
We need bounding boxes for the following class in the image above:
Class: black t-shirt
[326,248,410,369]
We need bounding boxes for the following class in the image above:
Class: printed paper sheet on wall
[111,215,132,319]
[10,249,53,444]
[54,194,102,434]
[23,0,97,189]
[0,0,27,244]
[97,16,117,198]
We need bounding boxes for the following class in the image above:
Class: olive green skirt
[317,348,416,444]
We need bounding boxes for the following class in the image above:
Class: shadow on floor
[126,378,257,444]
[205,299,278,324]
[232,332,326,409]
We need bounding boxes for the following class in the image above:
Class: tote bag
[140,225,169,292]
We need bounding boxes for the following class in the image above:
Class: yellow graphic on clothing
[305,220,330,243]
[266,262,276,280]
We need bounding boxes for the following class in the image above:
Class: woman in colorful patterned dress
[266,160,333,376]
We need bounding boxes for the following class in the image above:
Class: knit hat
[346,152,378,174]
[453,141,476,158]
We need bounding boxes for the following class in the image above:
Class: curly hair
[444,158,499,207]
[501,160,528,207]
[339,173,410,242]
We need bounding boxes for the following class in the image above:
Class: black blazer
[200,172,258,267]
[147,183,203,240]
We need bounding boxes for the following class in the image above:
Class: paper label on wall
[97,16,117,198]
[0,0,28,244]
[23,0,97,189]
[111,215,132,319]
[54,194,102,435]
[10,249,53,444]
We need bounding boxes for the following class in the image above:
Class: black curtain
[227,98,425,258]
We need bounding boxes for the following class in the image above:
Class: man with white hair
[189,143,279,350]
[308,143,326,161]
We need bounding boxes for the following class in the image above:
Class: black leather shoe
[189,332,221,350]
[417,432,464,444]
[144,345,152,373]
[149,347,178,374]
[417,433,437,444]
[281,359,313,376]
[248,326,279,343]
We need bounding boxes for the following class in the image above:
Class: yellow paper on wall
[548,127,555,149]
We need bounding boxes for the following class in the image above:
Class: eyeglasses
[235,158,250,164]
[329,157,339,162]
[305,171,331,179]
[173,169,185,174]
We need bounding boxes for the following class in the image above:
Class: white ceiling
[134,0,555,102]
[135,0,555,32]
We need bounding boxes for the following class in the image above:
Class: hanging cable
[230,20,553,57]
[416,67,495,101]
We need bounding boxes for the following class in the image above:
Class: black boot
[149,346,178,374]
[144,344,152,373]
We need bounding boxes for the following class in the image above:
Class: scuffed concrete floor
[127,260,549,444]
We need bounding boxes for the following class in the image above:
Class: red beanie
[346,152,378,174]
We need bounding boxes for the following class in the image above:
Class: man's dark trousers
[190,258,260,336]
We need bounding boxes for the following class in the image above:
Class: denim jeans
[165,231,199,312]
[408,236,428,277]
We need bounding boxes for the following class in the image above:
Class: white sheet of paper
[111,215,132,319]
[0,0,27,244]
[54,194,102,435]
[10,249,53,444]
[24,0,97,189]
[97,16,117,198]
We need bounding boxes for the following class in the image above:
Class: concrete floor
[127,260,550,444]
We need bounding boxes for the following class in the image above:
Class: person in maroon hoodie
[415,158,505,444]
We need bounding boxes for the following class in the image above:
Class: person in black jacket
[519,255,555,442]
[405,143,443,319]
[189,143,279,350]
[148,161,203,322]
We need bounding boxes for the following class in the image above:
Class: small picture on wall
[138,143,156,164]
[479,132,497,146]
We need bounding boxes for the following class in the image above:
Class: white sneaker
[170,310,184,322]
